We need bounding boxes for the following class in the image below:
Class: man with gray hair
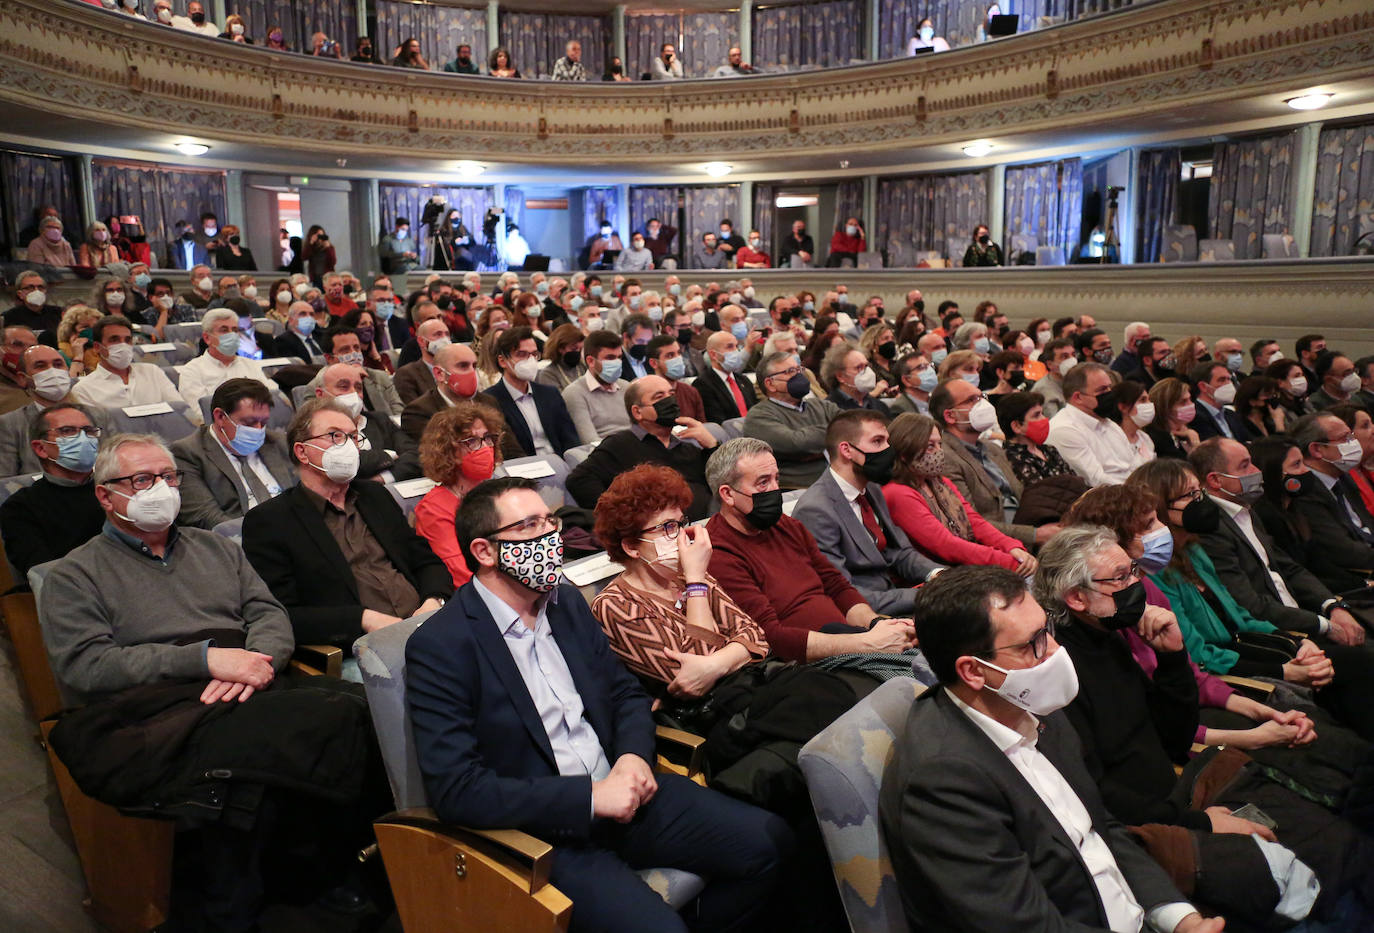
[1111,321,1152,380]
[3,269,63,343]
[273,300,327,365]
[744,350,838,487]
[177,308,278,424]
[1285,412,1374,590]
[704,437,921,669]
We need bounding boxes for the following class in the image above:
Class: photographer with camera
[651,43,684,80]
[962,223,1003,267]
[310,31,345,60]
[302,225,337,286]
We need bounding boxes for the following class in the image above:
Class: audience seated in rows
[0,343,111,474]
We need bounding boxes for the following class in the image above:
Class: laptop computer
[521,254,551,272]
[988,14,1020,37]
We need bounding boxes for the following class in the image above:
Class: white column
[739,0,753,65]
[988,164,1006,256]
[1121,148,1140,264]
[209,0,226,29]
[618,185,631,241]
[862,175,877,249]
[739,181,754,234]
[356,0,368,41]
[866,0,880,60]
[614,5,627,67]
[487,0,500,54]
[1289,122,1320,257]
[77,155,96,232]
[225,169,245,227]
[362,178,381,278]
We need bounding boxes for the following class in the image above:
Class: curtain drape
[876,171,989,266]
[683,187,741,255]
[625,13,680,79]
[1003,158,1083,255]
[877,0,983,56]
[498,12,609,79]
[752,185,776,259]
[378,183,495,268]
[682,12,739,76]
[583,187,620,242]
[1208,130,1296,260]
[629,187,679,257]
[753,0,863,71]
[0,151,81,259]
[227,0,356,55]
[1134,148,1180,263]
[834,179,865,236]
[375,1,486,71]
[504,186,525,235]
[92,161,226,270]
[1310,121,1374,257]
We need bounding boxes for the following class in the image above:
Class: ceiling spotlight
[962,142,994,158]
[174,142,210,156]
[455,160,485,177]
[703,162,732,177]
[1285,93,1332,111]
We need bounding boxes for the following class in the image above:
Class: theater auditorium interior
[1,0,1373,930]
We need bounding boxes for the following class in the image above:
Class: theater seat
[1161,225,1197,262]
[1262,233,1299,259]
[291,384,311,409]
[1009,234,1038,264]
[211,517,243,542]
[496,454,571,510]
[1035,245,1067,266]
[108,400,197,442]
[857,251,883,270]
[563,441,598,470]
[1198,238,1236,262]
[798,677,925,933]
[354,614,707,933]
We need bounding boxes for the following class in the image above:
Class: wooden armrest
[290,644,343,678]
[1190,742,1209,756]
[654,725,706,778]
[1219,675,1277,698]
[1283,630,1309,640]
[374,807,554,894]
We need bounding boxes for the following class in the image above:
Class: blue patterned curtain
[504,186,525,234]
[876,171,988,265]
[227,0,356,54]
[0,151,81,258]
[378,183,495,268]
[683,186,741,254]
[835,179,864,232]
[752,185,776,258]
[629,186,679,245]
[92,161,226,270]
[754,0,863,70]
[626,13,680,79]
[583,187,620,241]
[1135,148,1180,263]
[1310,121,1374,258]
[1004,158,1082,254]
[498,12,609,79]
[682,12,739,75]
[376,1,487,70]
[1208,130,1296,260]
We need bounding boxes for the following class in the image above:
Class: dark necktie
[857,492,888,552]
[239,456,272,505]
[1331,476,1374,543]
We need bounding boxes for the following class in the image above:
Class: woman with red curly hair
[414,401,507,585]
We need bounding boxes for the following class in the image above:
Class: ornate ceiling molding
[0,0,1371,164]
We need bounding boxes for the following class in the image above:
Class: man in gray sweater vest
[743,351,840,488]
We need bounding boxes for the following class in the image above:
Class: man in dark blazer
[312,363,421,482]
[392,316,447,404]
[167,220,210,270]
[1289,412,1374,591]
[481,327,580,457]
[879,566,1217,933]
[273,301,328,365]
[792,410,942,615]
[1188,361,1249,442]
[400,343,521,464]
[173,378,296,529]
[695,330,757,425]
[405,476,791,932]
[242,397,452,648]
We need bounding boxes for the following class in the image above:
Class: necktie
[239,456,272,507]
[856,492,888,552]
[727,374,748,417]
[1332,476,1374,541]
[306,336,322,359]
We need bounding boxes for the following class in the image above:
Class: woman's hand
[677,525,712,583]
[664,649,723,698]
[1009,549,1037,577]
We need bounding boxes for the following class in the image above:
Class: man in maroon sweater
[704,437,915,662]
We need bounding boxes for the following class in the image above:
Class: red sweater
[705,512,866,661]
[828,230,866,255]
[882,478,1022,570]
[735,245,772,268]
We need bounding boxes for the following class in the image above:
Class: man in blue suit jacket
[481,326,581,457]
[1189,361,1250,443]
[167,220,211,270]
[406,477,791,932]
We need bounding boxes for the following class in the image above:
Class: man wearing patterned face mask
[243,397,451,651]
[177,309,278,425]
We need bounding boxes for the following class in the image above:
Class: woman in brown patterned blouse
[591,464,769,698]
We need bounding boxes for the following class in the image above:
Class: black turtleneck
[0,475,105,582]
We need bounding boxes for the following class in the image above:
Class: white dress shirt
[71,362,182,410]
[1047,404,1149,487]
[211,430,283,510]
[947,690,1194,933]
[830,467,869,529]
[504,376,553,456]
[177,353,278,425]
[1312,470,1370,534]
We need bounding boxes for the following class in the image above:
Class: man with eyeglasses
[0,325,39,413]
[567,375,718,519]
[1046,361,1150,487]
[1288,412,1374,591]
[172,378,296,530]
[882,565,1221,933]
[0,402,104,577]
[889,351,937,417]
[303,327,404,419]
[407,476,791,930]
[70,315,183,413]
[3,271,62,347]
[313,363,421,483]
[242,397,452,651]
[482,326,580,458]
[1035,524,1372,925]
[743,350,839,488]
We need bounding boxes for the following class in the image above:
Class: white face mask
[114,480,181,533]
[965,397,998,433]
[31,368,71,401]
[643,536,680,574]
[105,343,135,370]
[1058,357,1077,378]
[331,391,364,419]
[1037,329,1051,345]
[426,336,451,357]
[24,289,46,308]
[1287,375,1308,397]
[853,366,877,394]
[1339,373,1362,394]
[276,290,292,305]
[231,23,244,35]
[105,291,125,306]
[241,285,257,299]
[513,358,541,383]
[1131,402,1156,427]
[308,439,360,483]
[1331,438,1364,472]
[978,645,1079,716]
[1212,382,1237,406]
[156,294,175,310]
[294,283,311,298]
[196,276,213,292]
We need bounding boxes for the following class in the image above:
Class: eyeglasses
[47,425,101,440]
[305,429,363,448]
[1091,560,1141,587]
[990,620,1055,660]
[103,469,184,491]
[486,513,562,539]
[640,518,684,540]
[456,432,501,454]
[1170,488,1204,506]
[767,366,803,382]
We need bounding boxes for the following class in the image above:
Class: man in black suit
[1188,361,1248,442]
[1284,413,1374,592]
[879,566,1219,933]
[273,301,328,365]
[481,326,580,457]
[406,476,791,932]
[313,362,421,482]
[242,397,452,649]
[695,329,757,425]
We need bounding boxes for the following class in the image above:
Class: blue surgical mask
[730,321,748,341]
[374,301,395,320]
[590,284,603,297]
[974,336,991,354]
[648,306,663,322]
[1138,525,1175,573]
[917,367,938,393]
[134,272,152,289]
[664,355,686,380]
[721,349,746,373]
[570,295,585,312]
[931,347,948,366]
[628,295,642,310]
[1224,352,1243,372]
[960,371,980,386]
[920,26,934,41]
[597,358,622,384]
[668,283,681,296]
[296,316,316,335]
[226,421,266,457]
[536,283,549,296]
[52,432,99,473]
[217,332,241,356]
[803,301,815,312]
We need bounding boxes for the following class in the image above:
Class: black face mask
[190,10,204,22]
[864,316,883,329]
[1097,580,1148,631]
[778,310,794,327]
[228,235,241,246]
[436,296,455,311]
[857,445,897,485]
[561,350,582,370]
[676,327,692,345]
[650,395,680,428]
[878,341,897,361]
[1007,369,1024,386]
[978,234,990,245]
[785,372,810,400]
[1093,392,1117,418]
[181,230,194,241]
[1283,472,1316,496]
[704,311,721,332]
[1180,496,1221,534]
[628,343,648,361]
[739,488,784,530]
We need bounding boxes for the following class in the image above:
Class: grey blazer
[0,400,112,477]
[791,468,942,615]
[880,688,1184,932]
[940,430,1036,547]
[172,425,297,529]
